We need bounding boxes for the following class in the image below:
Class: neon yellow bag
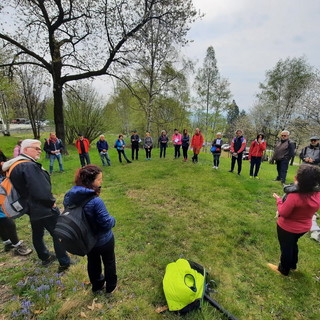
[163,259,206,314]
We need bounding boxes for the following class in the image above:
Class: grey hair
[21,139,41,153]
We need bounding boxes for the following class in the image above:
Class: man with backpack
[2,139,71,273]
[44,132,64,174]
[299,136,320,166]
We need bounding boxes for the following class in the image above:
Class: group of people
[1,128,320,297]
[0,139,117,294]
[126,128,205,163]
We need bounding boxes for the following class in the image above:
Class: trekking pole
[204,293,238,320]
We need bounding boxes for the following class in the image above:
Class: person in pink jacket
[191,128,204,163]
[248,133,266,179]
[172,129,182,159]
[269,164,320,276]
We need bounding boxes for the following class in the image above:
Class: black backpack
[54,196,97,256]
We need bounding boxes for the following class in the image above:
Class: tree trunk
[53,81,67,152]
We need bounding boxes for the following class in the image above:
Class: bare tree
[64,84,107,143]
[254,57,313,146]
[17,67,49,139]
[0,0,197,144]
[194,46,231,142]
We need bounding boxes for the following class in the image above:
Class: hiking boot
[57,259,76,273]
[13,242,33,256]
[57,264,70,273]
[42,254,56,266]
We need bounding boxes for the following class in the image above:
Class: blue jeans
[31,214,70,266]
[49,153,64,173]
[99,151,111,166]
[79,152,91,167]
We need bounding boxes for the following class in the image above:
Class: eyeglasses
[281,135,288,137]
[311,139,318,142]
[27,146,42,151]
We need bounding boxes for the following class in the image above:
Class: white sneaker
[310,231,320,242]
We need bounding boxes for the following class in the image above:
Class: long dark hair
[297,164,320,193]
[74,165,102,195]
[256,133,264,140]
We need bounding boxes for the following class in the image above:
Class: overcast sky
[182,0,320,111]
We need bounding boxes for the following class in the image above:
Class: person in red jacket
[229,129,246,175]
[191,128,204,163]
[269,164,320,276]
[75,133,91,167]
[248,133,266,179]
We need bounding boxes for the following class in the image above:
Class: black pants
[31,215,70,266]
[79,152,91,167]
[160,144,167,158]
[145,147,152,159]
[87,235,117,293]
[276,159,289,183]
[230,153,243,173]
[250,156,262,177]
[277,224,306,275]
[0,217,19,244]
[117,149,130,163]
[174,145,181,158]
[182,146,189,159]
[131,146,139,160]
[213,154,221,167]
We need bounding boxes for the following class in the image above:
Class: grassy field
[0,133,319,320]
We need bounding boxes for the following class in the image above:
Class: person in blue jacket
[63,165,117,293]
[114,135,132,164]
[96,135,111,166]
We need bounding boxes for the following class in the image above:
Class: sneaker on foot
[4,242,14,252]
[42,254,56,266]
[13,242,33,256]
[255,176,260,180]
[106,285,118,294]
[228,170,233,173]
[310,230,320,242]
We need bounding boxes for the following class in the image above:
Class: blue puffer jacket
[63,186,115,247]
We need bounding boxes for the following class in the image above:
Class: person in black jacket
[272,130,295,184]
[158,130,169,158]
[211,132,224,169]
[130,130,140,161]
[2,139,71,273]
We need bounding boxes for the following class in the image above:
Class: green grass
[0,133,319,320]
